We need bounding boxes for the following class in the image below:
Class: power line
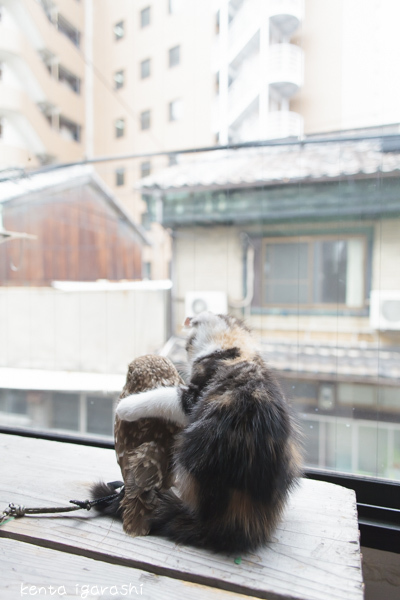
[1,130,398,183]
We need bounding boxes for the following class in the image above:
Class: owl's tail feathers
[90,480,124,517]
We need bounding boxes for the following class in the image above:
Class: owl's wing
[123,441,168,505]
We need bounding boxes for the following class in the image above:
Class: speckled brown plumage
[114,355,183,536]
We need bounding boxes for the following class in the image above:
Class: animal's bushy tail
[90,481,124,517]
[149,490,263,553]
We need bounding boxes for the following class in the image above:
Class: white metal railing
[228,0,260,59]
[269,0,303,37]
[266,110,304,139]
[268,43,304,97]
[269,0,304,21]
[228,57,260,120]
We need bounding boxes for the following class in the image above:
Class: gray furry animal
[114,312,302,553]
[92,355,183,536]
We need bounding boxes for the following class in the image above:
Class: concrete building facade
[2,0,400,278]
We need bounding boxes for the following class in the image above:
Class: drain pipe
[228,233,254,314]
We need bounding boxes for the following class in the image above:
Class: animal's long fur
[114,312,302,553]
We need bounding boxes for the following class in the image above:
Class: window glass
[169,99,183,121]
[141,161,151,177]
[140,110,151,130]
[114,20,124,40]
[262,237,365,307]
[140,7,150,28]
[169,45,180,67]
[1,0,400,489]
[52,393,80,431]
[86,396,113,436]
[114,70,124,89]
[115,167,125,186]
[140,59,151,79]
[0,390,27,415]
[115,117,125,137]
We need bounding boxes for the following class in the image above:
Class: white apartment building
[2,0,400,275]
[215,0,304,144]
[0,0,86,169]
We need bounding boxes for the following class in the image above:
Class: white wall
[0,285,170,374]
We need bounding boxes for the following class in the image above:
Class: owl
[114,354,184,536]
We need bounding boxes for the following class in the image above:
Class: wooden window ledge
[0,434,364,600]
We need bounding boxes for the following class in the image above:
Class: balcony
[228,0,260,64]
[0,22,84,124]
[266,110,304,139]
[269,0,304,37]
[227,58,260,125]
[269,43,303,97]
[0,82,83,162]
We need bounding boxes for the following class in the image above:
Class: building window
[59,115,81,142]
[143,261,152,279]
[141,161,151,178]
[114,70,125,90]
[169,99,183,122]
[168,0,181,14]
[86,395,113,436]
[140,6,151,28]
[57,14,80,47]
[115,167,125,186]
[115,118,125,138]
[168,45,180,68]
[52,393,80,431]
[168,154,178,166]
[140,110,151,131]
[140,58,151,79]
[58,65,80,94]
[114,20,124,40]
[256,235,366,308]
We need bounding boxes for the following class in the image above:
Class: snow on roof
[0,165,94,203]
[0,367,125,392]
[0,164,150,244]
[136,139,400,192]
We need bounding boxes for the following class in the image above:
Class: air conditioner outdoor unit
[370,290,400,331]
[185,291,228,317]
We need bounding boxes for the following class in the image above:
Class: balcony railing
[269,43,304,97]
[266,110,304,139]
[269,0,304,37]
[228,0,260,62]
[228,58,260,124]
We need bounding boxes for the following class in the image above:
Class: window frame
[259,233,368,310]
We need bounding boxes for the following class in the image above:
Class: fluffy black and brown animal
[115,312,302,553]
[92,355,184,535]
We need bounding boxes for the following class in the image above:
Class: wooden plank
[2,537,252,600]
[0,434,364,600]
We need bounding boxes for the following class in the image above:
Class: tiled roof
[138,139,400,192]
